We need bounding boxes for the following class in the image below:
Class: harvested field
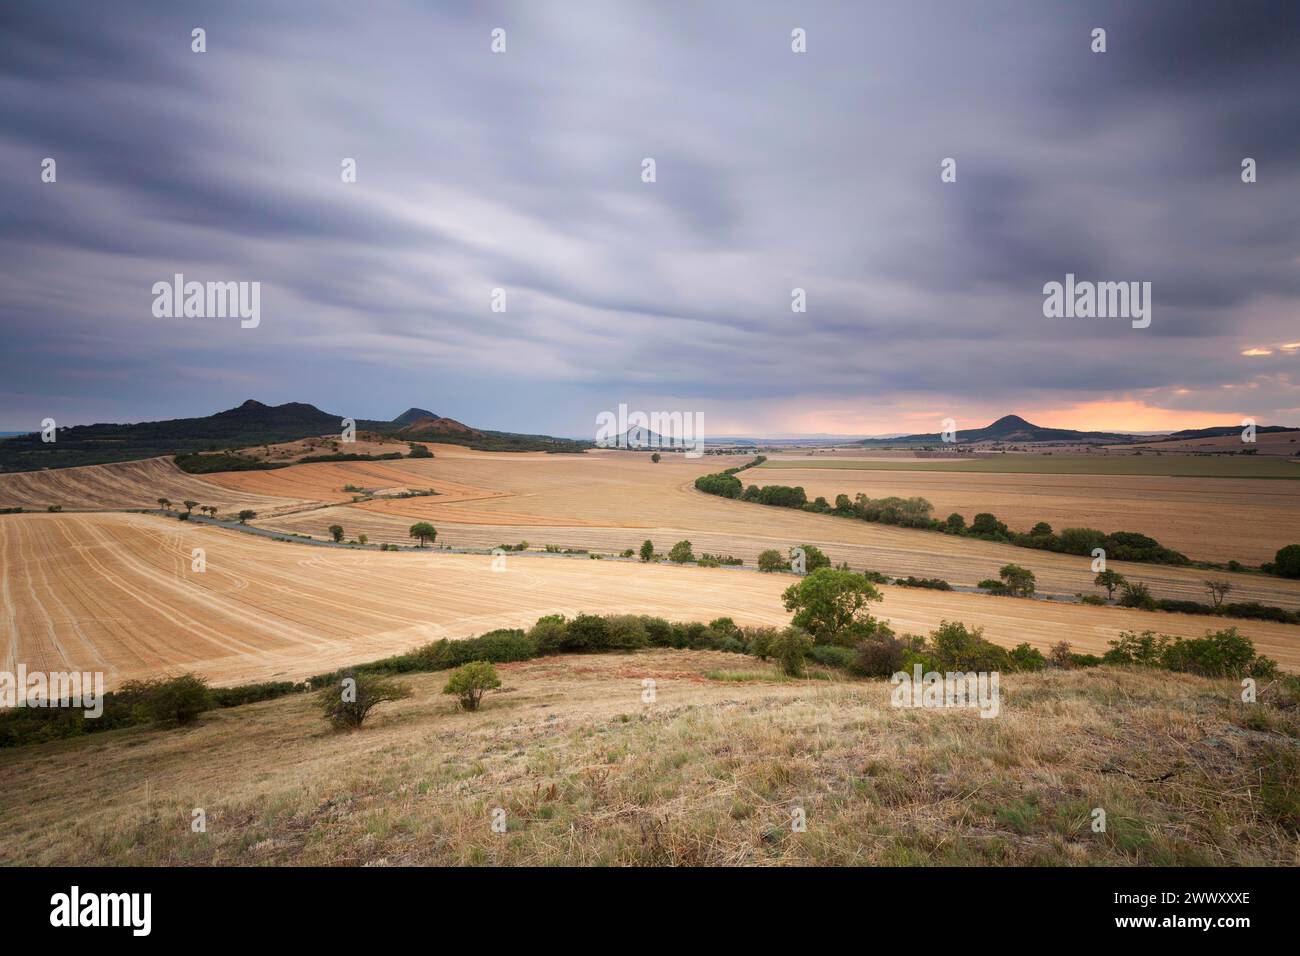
[4,512,1300,689]
[748,467,1300,564]
[0,456,303,516]
[2,654,1295,866]
[758,453,1300,478]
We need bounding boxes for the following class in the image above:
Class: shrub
[757,549,788,572]
[796,544,831,572]
[317,670,412,730]
[565,614,611,650]
[808,645,856,670]
[640,539,655,562]
[210,681,300,708]
[1119,581,1157,610]
[757,485,808,508]
[420,629,537,668]
[929,620,1012,672]
[1009,643,1047,671]
[117,674,212,727]
[694,473,743,498]
[1102,630,1166,667]
[970,512,1009,539]
[861,569,890,584]
[944,513,966,533]
[668,540,695,563]
[854,632,916,678]
[603,614,650,649]
[770,628,813,677]
[524,615,568,654]
[893,576,951,591]
[1057,527,1107,555]
[744,625,777,660]
[1161,627,1276,679]
[443,661,502,712]
[977,578,1007,594]
[1048,641,1074,668]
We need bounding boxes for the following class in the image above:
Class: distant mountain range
[854,414,1297,447]
[0,400,590,472]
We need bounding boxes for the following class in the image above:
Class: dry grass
[1,651,1296,866]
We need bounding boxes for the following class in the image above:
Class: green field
[758,454,1300,479]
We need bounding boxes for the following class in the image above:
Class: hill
[1,652,1295,865]
[856,414,1132,446]
[0,400,591,472]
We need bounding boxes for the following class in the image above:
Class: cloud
[1,0,1298,433]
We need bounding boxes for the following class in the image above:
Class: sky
[1,0,1297,438]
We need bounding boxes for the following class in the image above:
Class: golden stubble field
[752,461,1300,564]
[4,511,1300,688]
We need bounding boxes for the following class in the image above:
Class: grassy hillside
[2,651,1295,866]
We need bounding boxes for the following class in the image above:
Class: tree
[117,674,212,727]
[944,513,966,533]
[1094,569,1126,600]
[639,539,655,562]
[998,564,1036,597]
[668,539,695,563]
[796,544,831,572]
[757,549,787,572]
[1204,579,1233,608]
[970,512,1008,538]
[318,670,412,730]
[237,510,256,524]
[329,524,345,543]
[781,568,884,644]
[1273,544,1300,579]
[157,497,172,511]
[409,522,437,547]
[358,533,368,546]
[443,661,502,712]
[182,500,198,514]
[651,452,661,463]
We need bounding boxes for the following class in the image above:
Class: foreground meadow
[1,651,1296,866]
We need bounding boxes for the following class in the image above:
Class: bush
[1162,627,1277,679]
[1057,527,1107,556]
[970,512,1009,539]
[744,625,777,660]
[893,576,951,590]
[781,567,885,645]
[317,670,412,730]
[668,540,695,563]
[795,544,831,572]
[443,661,502,711]
[1102,630,1165,667]
[639,539,655,562]
[420,629,537,668]
[929,620,1012,672]
[757,485,808,509]
[1048,641,1074,668]
[603,614,650,649]
[1119,581,1157,610]
[854,632,916,678]
[117,674,212,727]
[770,628,814,677]
[565,614,611,650]
[1009,643,1047,671]
[808,645,856,670]
[210,681,301,708]
[757,549,788,572]
[694,473,743,498]
[861,569,890,584]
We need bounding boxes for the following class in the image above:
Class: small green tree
[770,628,813,677]
[998,563,1036,597]
[781,567,884,644]
[757,549,787,572]
[329,524,345,543]
[796,544,831,572]
[409,522,437,547]
[157,497,172,511]
[1119,581,1157,610]
[639,539,655,562]
[118,674,212,727]
[1094,569,1125,600]
[237,509,256,524]
[443,661,502,712]
[318,670,412,730]
[183,499,198,514]
[668,539,695,563]
[651,452,661,463]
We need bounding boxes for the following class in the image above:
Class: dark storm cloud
[1,0,1297,434]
